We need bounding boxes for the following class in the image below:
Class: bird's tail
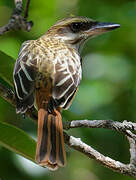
[35,108,66,170]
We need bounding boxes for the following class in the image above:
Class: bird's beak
[86,22,120,37]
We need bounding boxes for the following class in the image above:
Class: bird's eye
[70,22,82,33]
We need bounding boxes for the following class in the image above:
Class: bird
[13,16,120,170]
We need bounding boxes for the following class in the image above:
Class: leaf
[0,121,36,163]
[0,36,20,59]
[0,50,15,86]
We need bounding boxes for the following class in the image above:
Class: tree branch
[0,82,136,178]
[63,119,136,139]
[64,132,136,177]
[64,119,136,131]
[0,0,33,35]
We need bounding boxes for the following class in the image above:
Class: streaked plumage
[13,16,120,170]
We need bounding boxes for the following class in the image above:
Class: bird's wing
[13,40,37,113]
[52,57,82,109]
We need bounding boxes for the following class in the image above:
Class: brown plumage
[13,16,120,170]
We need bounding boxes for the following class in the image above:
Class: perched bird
[13,16,120,170]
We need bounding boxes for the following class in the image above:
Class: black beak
[87,21,120,36]
[93,22,120,31]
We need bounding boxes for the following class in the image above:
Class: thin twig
[14,0,22,13]
[0,0,33,35]
[126,130,136,166]
[14,0,22,5]
[24,0,31,19]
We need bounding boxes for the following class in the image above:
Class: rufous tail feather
[35,108,66,170]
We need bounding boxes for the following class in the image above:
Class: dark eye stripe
[70,21,98,33]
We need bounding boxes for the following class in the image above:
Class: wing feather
[13,41,37,113]
[52,56,82,109]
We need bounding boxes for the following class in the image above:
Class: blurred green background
[0,0,136,179]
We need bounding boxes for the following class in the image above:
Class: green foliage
[0,51,14,85]
[0,0,136,180]
[0,121,36,162]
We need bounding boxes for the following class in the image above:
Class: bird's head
[46,16,120,50]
